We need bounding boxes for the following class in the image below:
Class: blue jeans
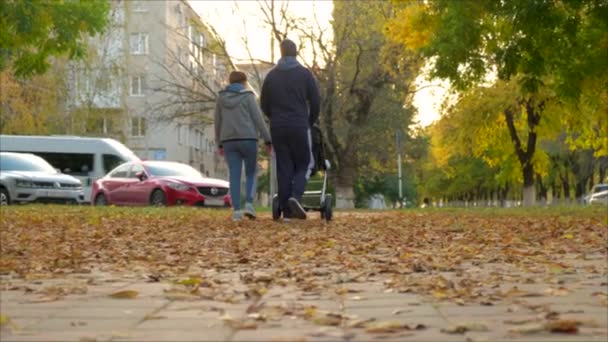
[223,140,257,210]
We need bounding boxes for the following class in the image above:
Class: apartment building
[67,0,230,179]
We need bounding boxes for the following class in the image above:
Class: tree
[0,67,65,134]
[387,0,608,206]
[306,1,419,208]
[0,0,110,78]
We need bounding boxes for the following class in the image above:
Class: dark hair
[229,71,247,84]
[280,39,297,57]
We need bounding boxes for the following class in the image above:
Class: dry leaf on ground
[108,290,138,299]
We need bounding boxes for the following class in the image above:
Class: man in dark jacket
[261,39,320,220]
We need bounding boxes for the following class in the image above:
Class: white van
[0,135,140,202]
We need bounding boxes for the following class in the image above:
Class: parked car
[585,183,608,206]
[0,152,85,205]
[0,134,140,202]
[91,160,231,207]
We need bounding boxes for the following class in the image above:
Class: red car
[91,161,231,207]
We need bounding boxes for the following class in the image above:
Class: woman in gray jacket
[215,71,271,221]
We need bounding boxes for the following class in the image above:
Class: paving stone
[112,282,173,297]
[0,331,113,342]
[135,318,224,330]
[231,327,328,342]
[0,317,44,331]
[344,294,423,309]
[344,305,441,319]
[70,297,169,308]
[438,305,534,317]
[152,308,223,320]
[0,308,62,319]
[111,329,231,341]
[265,298,341,311]
[358,328,467,342]
[26,317,139,332]
[52,306,154,319]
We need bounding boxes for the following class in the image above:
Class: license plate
[46,190,66,198]
[205,197,224,206]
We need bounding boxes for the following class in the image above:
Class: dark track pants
[271,126,313,213]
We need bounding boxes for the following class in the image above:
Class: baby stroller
[272,125,333,221]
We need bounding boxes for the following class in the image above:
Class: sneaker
[243,202,256,220]
[287,197,307,219]
[232,211,243,222]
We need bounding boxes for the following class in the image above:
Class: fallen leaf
[365,321,426,333]
[504,286,542,298]
[504,317,541,325]
[441,322,489,334]
[544,287,571,296]
[392,308,413,315]
[545,319,580,333]
[347,318,376,328]
[509,323,546,334]
[312,314,342,326]
[0,315,9,326]
[109,290,138,299]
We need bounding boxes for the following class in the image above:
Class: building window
[131,117,146,137]
[132,0,148,12]
[130,75,145,96]
[130,33,148,55]
[188,26,204,64]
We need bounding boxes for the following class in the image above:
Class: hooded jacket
[214,86,271,148]
[260,56,320,129]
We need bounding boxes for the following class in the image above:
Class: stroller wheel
[324,195,333,221]
[272,195,281,221]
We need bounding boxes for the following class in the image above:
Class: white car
[585,184,608,206]
[0,152,84,205]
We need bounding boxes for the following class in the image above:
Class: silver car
[0,152,85,205]
[584,183,608,206]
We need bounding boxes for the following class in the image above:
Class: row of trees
[2,0,605,207]
[387,0,607,206]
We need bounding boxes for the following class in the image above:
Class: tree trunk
[504,99,541,207]
[599,156,608,182]
[335,164,356,209]
[560,173,571,205]
[551,181,560,205]
[536,173,547,205]
[522,162,536,207]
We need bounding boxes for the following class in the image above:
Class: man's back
[261,57,320,129]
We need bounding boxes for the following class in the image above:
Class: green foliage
[355,173,417,208]
[387,0,608,205]
[0,0,110,78]
[389,0,608,99]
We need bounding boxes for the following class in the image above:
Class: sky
[188,0,443,127]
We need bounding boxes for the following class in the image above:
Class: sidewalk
[1,255,606,342]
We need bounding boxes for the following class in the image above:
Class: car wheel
[0,187,10,206]
[150,189,167,206]
[94,193,107,206]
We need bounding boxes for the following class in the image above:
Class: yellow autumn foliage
[0,69,63,134]
[385,2,437,50]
